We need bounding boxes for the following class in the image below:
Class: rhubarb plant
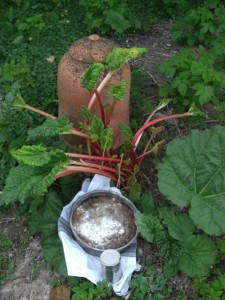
[1,47,201,205]
[158,125,225,236]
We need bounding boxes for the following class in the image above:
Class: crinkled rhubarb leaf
[1,162,68,205]
[27,116,73,141]
[158,125,225,235]
[108,80,127,101]
[82,63,105,91]
[11,145,69,167]
[105,47,147,72]
[179,235,218,277]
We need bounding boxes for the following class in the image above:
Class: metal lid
[100,249,121,267]
[68,35,117,63]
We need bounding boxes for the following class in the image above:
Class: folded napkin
[58,174,141,296]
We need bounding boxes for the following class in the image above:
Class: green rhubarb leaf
[81,106,93,122]
[13,92,27,108]
[159,208,195,241]
[1,158,69,205]
[108,80,127,101]
[105,47,147,72]
[158,125,225,235]
[27,116,73,141]
[89,115,104,142]
[118,123,133,140]
[82,63,105,91]
[99,126,113,151]
[11,145,51,166]
[29,190,63,235]
[41,234,67,275]
[11,145,69,167]
[179,235,218,277]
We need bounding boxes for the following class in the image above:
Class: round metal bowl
[69,190,138,256]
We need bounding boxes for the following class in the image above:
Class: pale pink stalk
[133,112,190,145]
[88,72,113,110]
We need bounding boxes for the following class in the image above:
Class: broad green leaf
[1,161,68,205]
[105,47,147,72]
[29,190,63,235]
[41,234,67,275]
[82,63,105,91]
[27,116,73,140]
[135,211,163,243]
[11,145,69,167]
[11,145,51,166]
[158,126,225,235]
[159,208,195,241]
[179,235,218,277]
[108,80,127,101]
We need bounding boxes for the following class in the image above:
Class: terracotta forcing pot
[57,34,131,149]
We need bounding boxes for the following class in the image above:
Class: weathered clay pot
[69,190,138,256]
[57,34,131,149]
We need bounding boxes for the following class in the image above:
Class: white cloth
[58,174,141,296]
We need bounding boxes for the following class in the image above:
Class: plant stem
[56,165,118,181]
[94,88,106,126]
[66,152,122,163]
[25,105,56,119]
[133,112,190,145]
[88,72,113,110]
[106,100,117,125]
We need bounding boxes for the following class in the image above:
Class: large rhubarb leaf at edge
[158,125,225,235]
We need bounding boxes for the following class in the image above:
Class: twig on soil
[166,105,181,135]
[146,71,160,86]
[155,52,176,57]
[0,217,16,223]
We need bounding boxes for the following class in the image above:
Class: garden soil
[0,22,217,300]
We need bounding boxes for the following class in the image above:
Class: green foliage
[78,0,136,35]
[159,207,195,241]
[135,201,218,277]
[193,274,225,299]
[108,80,128,101]
[171,1,225,46]
[105,47,147,72]
[1,151,69,205]
[129,265,172,299]
[27,117,73,141]
[82,63,105,91]
[28,190,67,275]
[158,125,225,236]
[71,280,112,300]
[0,234,15,284]
[0,59,35,93]
[157,48,225,110]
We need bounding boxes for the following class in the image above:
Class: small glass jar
[100,249,123,284]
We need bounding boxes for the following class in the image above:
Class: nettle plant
[157,48,225,110]
[1,47,200,206]
[170,0,225,47]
